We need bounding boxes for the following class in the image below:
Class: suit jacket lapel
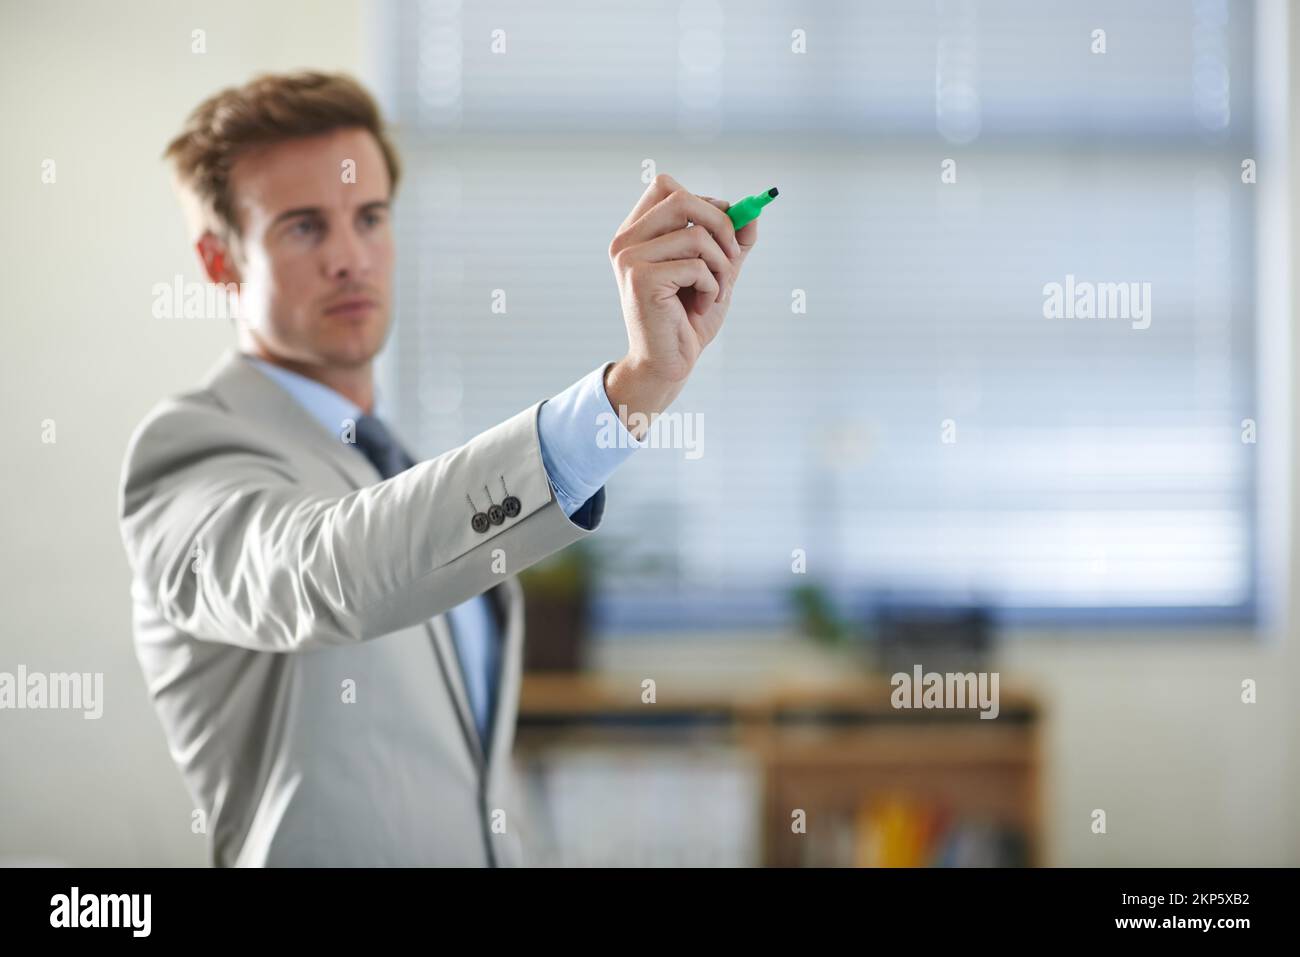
[485,577,524,780]
[203,349,378,490]
[203,349,488,771]
[427,613,487,769]
[440,578,521,775]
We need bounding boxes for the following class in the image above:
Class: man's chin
[318,324,389,369]
[321,341,383,370]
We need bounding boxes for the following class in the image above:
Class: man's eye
[361,209,386,228]
[290,219,321,237]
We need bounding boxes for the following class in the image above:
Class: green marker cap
[727,187,779,231]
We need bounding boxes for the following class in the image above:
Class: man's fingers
[616,227,734,297]
[612,178,755,305]
[700,195,759,250]
[619,173,684,232]
[698,196,754,295]
[640,257,720,303]
[623,189,742,260]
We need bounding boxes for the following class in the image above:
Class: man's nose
[323,224,371,280]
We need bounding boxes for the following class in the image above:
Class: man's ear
[195,231,241,284]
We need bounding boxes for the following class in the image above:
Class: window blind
[374,0,1260,628]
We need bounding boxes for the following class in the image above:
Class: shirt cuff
[537,360,645,518]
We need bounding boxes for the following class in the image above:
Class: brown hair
[165,70,401,241]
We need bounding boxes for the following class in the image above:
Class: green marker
[727,187,779,231]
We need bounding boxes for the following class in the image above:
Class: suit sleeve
[119,394,603,653]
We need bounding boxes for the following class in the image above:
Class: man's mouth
[323,297,379,318]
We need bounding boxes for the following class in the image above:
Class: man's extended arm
[120,391,600,654]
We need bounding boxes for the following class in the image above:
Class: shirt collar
[245,355,374,439]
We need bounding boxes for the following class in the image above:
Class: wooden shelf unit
[516,673,1043,867]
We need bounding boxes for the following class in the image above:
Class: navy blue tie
[352,414,413,480]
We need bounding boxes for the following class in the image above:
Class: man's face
[225,127,394,369]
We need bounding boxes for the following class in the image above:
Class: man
[119,71,759,866]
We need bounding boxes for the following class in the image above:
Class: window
[375,0,1265,631]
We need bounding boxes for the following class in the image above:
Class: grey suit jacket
[118,350,604,866]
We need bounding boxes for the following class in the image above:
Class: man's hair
[165,70,401,241]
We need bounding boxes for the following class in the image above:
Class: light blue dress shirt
[247,356,643,751]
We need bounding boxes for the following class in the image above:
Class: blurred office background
[2,0,1298,865]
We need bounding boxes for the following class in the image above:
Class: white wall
[0,0,365,865]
